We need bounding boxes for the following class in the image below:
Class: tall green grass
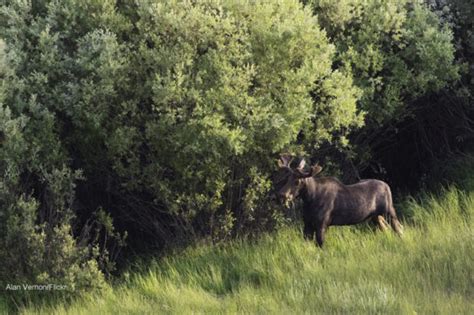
[7,187,474,314]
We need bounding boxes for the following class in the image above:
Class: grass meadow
[6,187,472,314]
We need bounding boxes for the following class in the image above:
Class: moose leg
[315,220,329,247]
[390,217,403,236]
[315,225,326,247]
[389,207,403,236]
[303,222,315,240]
[373,215,389,231]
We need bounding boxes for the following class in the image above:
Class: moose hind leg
[379,215,390,230]
[373,215,389,231]
[391,217,403,236]
[389,207,403,236]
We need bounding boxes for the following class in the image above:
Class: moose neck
[299,177,315,203]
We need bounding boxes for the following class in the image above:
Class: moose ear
[278,159,285,168]
[278,154,293,168]
[311,164,323,176]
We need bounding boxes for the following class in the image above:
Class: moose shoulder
[274,155,403,247]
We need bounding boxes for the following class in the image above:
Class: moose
[274,155,403,247]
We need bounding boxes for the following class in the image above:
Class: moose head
[273,154,322,204]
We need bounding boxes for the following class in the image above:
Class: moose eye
[274,170,290,182]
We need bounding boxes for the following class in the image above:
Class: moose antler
[295,159,323,178]
[296,159,306,170]
[278,155,323,178]
[294,158,312,177]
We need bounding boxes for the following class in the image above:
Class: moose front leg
[315,218,330,247]
[303,222,315,240]
[315,224,326,247]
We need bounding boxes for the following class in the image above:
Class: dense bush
[306,0,460,181]
[0,0,126,300]
[310,0,458,123]
[0,44,106,302]
[121,1,362,243]
[355,0,474,188]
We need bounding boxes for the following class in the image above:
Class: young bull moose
[274,155,403,247]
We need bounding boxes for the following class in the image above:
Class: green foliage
[434,0,474,84]
[310,0,459,125]
[304,0,462,185]
[125,0,362,237]
[1,0,365,253]
[0,0,124,303]
[17,186,474,314]
[0,107,106,304]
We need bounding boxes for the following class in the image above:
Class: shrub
[0,0,363,272]
[0,0,122,303]
[306,0,459,182]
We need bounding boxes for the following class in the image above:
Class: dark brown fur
[275,156,403,247]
